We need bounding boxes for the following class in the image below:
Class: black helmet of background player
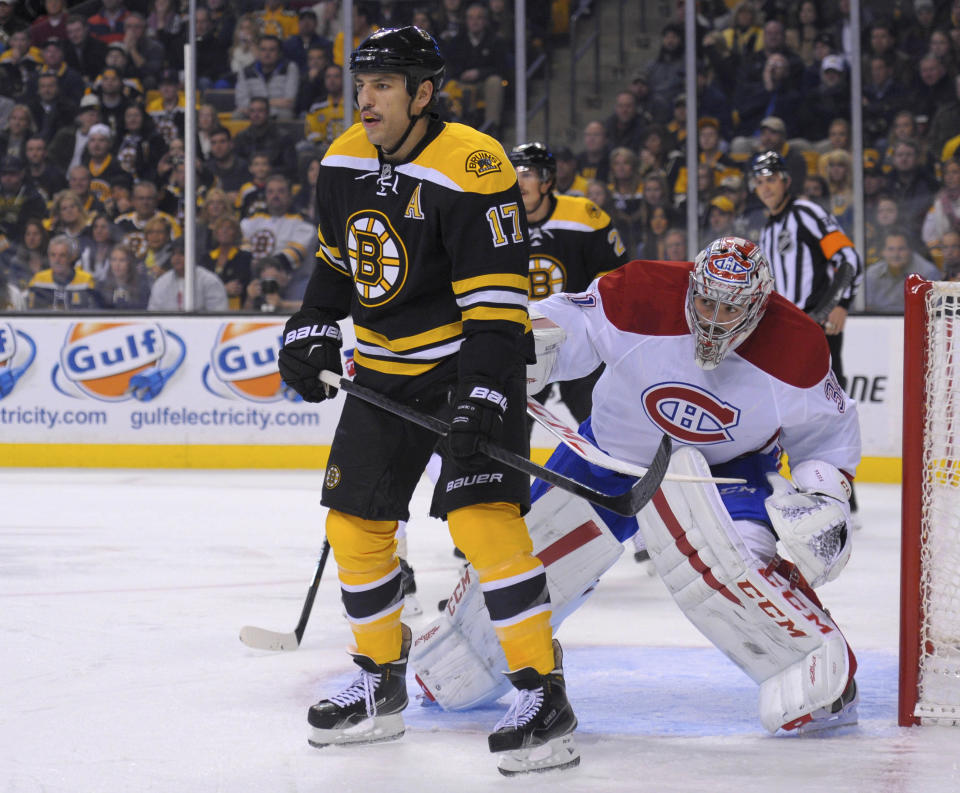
[509,142,557,190]
[349,26,445,103]
[752,150,788,180]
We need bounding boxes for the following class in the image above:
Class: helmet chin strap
[379,94,427,158]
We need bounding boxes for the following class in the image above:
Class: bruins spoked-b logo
[528,254,567,299]
[466,150,503,177]
[324,464,342,489]
[344,210,408,306]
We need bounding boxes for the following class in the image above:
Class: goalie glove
[765,460,853,588]
[446,378,507,471]
[278,308,342,403]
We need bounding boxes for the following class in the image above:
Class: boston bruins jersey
[240,210,316,268]
[115,211,183,259]
[526,194,628,300]
[303,119,531,398]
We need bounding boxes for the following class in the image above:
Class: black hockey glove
[278,308,342,403]
[447,379,507,471]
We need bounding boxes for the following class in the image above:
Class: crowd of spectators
[542,0,960,312]
[0,0,554,312]
[5,0,960,315]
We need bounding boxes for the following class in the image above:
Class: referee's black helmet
[752,150,788,178]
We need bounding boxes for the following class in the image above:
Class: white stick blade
[239,625,300,651]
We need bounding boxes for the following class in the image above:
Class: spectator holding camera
[242,255,303,312]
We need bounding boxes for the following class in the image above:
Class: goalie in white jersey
[411,236,862,735]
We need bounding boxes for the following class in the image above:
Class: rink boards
[0,314,902,480]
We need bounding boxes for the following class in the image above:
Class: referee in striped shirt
[753,151,862,391]
[754,150,863,522]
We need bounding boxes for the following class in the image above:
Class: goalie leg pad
[410,486,623,710]
[636,447,855,731]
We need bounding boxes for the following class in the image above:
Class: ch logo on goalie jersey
[528,254,567,299]
[345,210,409,306]
[642,383,741,444]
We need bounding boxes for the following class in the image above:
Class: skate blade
[308,713,405,748]
[785,704,859,737]
[496,734,580,776]
[402,594,423,617]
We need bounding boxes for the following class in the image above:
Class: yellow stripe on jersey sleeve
[452,272,530,295]
[353,350,442,376]
[354,321,463,352]
[461,305,531,329]
[550,194,612,230]
[414,123,518,195]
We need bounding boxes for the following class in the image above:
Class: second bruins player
[276,27,580,776]
[509,141,629,423]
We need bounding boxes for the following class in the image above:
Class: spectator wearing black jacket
[23,135,67,204]
[63,15,107,83]
[27,72,78,142]
[195,6,231,89]
[282,8,331,73]
[233,98,297,180]
[0,156,47,250]
[445,1,510,135]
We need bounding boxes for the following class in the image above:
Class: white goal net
[903,280,960,726]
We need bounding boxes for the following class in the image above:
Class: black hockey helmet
[349,26,445,99]
[752,150,787,178]
[509,142,557,183]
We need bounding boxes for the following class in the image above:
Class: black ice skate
[488,640,580,776]
[307,624,411,748]
[398,557,422,617]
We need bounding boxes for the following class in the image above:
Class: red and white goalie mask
[685,236,774,370]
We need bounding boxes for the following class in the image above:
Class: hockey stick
[239,539,330,651]
[319,370,671,517]
[525,398,745,485]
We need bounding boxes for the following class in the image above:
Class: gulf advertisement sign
[0,321,37,399]
[203,321,289,402]
[52,321,185,401]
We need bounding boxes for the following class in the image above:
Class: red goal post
[900,274,960,726]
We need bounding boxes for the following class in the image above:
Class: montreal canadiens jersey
[527,194,628,300]
[303,119,531,397]
[536,260,861,477]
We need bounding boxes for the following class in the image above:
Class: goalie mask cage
[900,274,960,726]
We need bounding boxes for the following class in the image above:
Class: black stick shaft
[319,371,670,517]
[294,538,330,643]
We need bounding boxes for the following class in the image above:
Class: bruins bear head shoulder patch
[465,150,503,177]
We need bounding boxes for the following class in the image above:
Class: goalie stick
[239,539,330,651]
[525,398,744,485]
[318,370,671,517]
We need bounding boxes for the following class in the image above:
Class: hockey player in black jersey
[277,27,579,775]
[510,141,629,423]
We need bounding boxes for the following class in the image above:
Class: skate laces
[495,686,544,731]
[329,670,381,716]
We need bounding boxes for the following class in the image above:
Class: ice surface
[2,470,957,793]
